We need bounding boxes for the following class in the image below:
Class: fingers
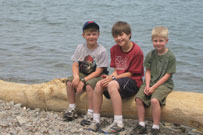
[76,82,84,95]
[101,74,107,79]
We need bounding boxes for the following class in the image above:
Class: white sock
[139,121,145,127]
[69,104,76,109]
[114,115,123,127]
[152,124,160,129]
[87,109,93,115]
[93,113,100,123]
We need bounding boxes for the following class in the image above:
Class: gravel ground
[0,100,202,135]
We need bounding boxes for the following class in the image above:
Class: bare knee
[107,81,119,94]
[136,98,143,105]
[151,98,159,105]
[94,81,104,95]
[66,81,72,89]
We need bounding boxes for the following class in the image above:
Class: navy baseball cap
[83,21,100,31]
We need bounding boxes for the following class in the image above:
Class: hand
[72,77,80,89]
[101,75,112,87]
[101,74,108,79]
[76,81,84,95]
[144,86,155,96]
[144,85,150,95]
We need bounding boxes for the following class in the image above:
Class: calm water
[0,0,203,92]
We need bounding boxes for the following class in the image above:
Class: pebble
[0,100,202,135]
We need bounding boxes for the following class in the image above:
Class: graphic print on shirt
[115,56,128,70]
[79,55,96,75]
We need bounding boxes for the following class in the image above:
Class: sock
[87,109,93,115]
[93,113,100,123]
[152,124,160,129]
[114,115,123,127]
[69,104,76,109]
[139,121,145,127]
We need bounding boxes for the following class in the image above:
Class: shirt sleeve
[110,47,116,68]
[166,54,176,74]
[71,45,80,62]
[144,51,152,69]
[97,50,108,68]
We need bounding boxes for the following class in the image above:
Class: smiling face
[152,36,168,54]
[82,30,100,47]
[113,32,131,47]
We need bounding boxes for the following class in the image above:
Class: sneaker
[80,113,93,126]
[87,120,100,132]
[151,128,160,135]
[100,122,125,134]
[63,108,77,121]
[130,125,147,134]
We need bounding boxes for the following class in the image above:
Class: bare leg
[108,81,122,115]
[151,98,161,125]
[136,98,145,122]
[66,81,76,104]
[86,85,94,110]
[93,80,105,113]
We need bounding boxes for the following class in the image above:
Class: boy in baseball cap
[63,21,108,127]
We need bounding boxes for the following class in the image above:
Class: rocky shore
[0,100,202,135]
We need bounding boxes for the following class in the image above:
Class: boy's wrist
[111,75,116,80]
[73,75,80,79]
[80,78,86,84]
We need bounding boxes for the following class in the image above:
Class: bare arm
[152,73,171,89]
[145,69,151,87]
[101,69,132,87]
[114,71,132,79]
[144,69,151,94]
[76,67,104,95]
[72,62,80,88]
[72,62,79,78]
[145,73,172,95]
[83,67,104,82]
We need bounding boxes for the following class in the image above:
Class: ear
[166,38,169,43]
[128,33,132,39]
[82,32,85,38]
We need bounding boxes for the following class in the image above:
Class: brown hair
[112,21,131,39]
[83,28,99,33]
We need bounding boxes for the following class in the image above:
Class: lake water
[0,0,203,93]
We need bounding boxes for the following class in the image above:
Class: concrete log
[0,78,202,132]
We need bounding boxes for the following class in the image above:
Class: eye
[153,40,158,42]
[160,40,164,42]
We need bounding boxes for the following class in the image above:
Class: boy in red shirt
[87,21,144,134]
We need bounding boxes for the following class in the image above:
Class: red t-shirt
[110,42,144,88]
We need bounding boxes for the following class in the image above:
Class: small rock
[16,116,27,125]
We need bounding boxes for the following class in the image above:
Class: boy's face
[113,32,131,47]
[82,30,99,46]
[152,36,168,53]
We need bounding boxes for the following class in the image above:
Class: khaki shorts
[67,72,102,89]
[135,84,172,107]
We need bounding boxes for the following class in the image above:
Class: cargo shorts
[67,72,101,89]
[135,84,172,107]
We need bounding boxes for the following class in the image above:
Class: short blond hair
[152,26,168,40]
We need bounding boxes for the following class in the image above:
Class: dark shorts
[136,84,172,107]
[67,72,101,89]
[103,77,139,99]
